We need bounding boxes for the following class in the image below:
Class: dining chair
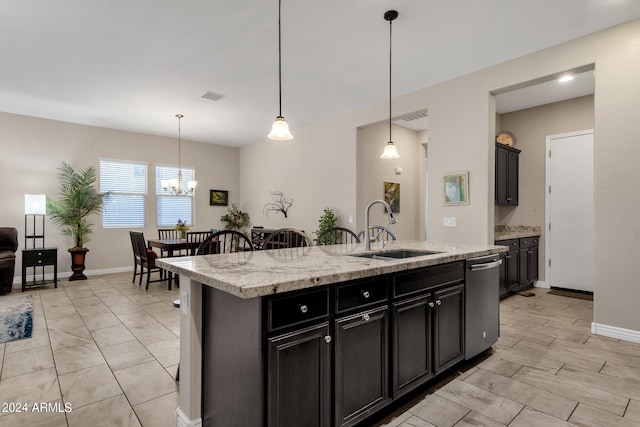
[196,230,254,255]
[158,228,187,257]
[186,231,213,255]
[130,231,172,290]
[358,225,396,245]
[316,227,360,245]
[263,228,312,249]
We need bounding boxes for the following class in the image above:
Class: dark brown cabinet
[495,143,521,206]
[391,262,465,399]
[495,236,539,298]
[268,323,332,427]
[334,306,389,427]
[433,284,465,373]
[22,247,58,291]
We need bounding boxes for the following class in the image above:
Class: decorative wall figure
[384,181,400,213]
[263,191,293,218]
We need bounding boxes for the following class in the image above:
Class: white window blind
[156,166,194,227]
[100,159,147,228]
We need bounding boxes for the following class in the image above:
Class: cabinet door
[433,284,465,374]
[335,306,389,427]
[392,295,433,398]
[507,150,519,204]
[527,246,539,282]
[268,323,331,427]
[506,250,520,290]
[519,248,530,285]
[495,147,509,205]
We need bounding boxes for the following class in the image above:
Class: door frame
[544,129,594,291]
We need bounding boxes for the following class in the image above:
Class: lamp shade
[25,194,47,215]
[268,116,293,140]
[380,142,400,159]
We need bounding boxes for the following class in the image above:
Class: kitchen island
[157,241,506,427]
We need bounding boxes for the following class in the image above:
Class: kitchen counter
[156,240,506,299]
[166,240,506,427]
[494,225,541,240]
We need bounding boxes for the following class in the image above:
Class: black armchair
[0,227,18,295]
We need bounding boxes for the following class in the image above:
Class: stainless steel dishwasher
[465,254,502,359]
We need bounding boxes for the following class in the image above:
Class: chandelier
[162,114,197,196]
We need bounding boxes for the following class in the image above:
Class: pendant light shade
[268,0,293,140]
[380,10,399,159]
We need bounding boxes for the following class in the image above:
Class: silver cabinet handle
[324,336,331,343]
[428,302,435,308]
[362,290,370,299]
[468,259,502,271]
[298,304,308,314]
[362,313,370,322]
[436,300,442,306]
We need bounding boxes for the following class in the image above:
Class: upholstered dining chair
[0,227,18,295]
[316,227,360,245]
[196,230,253,255]
[130,231,171,290]
[263,228,312,249]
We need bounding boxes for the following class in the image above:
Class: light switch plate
[443,217,456,227]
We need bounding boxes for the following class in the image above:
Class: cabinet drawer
[336,276,388,314]
[267,288,329,332]
[393,262,464,298]
[519,237,539,248]
[495,239,519,250]
[23,249,56,264]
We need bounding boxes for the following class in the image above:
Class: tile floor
[0,272,179,427]
[373,289,640,427]
[1,274,639,427]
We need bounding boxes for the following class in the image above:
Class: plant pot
[68,248,89,281]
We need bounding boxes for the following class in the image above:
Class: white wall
[0,111,239,277]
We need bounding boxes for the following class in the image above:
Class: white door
[546,130,594,292]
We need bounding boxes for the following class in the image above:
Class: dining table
[147,238,198,257]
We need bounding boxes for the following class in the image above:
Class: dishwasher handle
[468,259,502,271]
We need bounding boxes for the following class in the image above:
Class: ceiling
[1,1,638,147]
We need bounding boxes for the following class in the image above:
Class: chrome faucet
[364,199,397,250]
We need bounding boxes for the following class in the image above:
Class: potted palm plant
[47,162,108,281]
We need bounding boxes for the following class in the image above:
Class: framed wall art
[383,181,400,213]
[443,172,469,205]
[209,190,229,206]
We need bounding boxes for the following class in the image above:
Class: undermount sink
[352,249,442,260]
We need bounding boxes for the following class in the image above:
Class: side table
[22,247,58,291]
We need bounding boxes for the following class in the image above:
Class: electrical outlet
[348,215,353,224]
[443,217,456,227]
[180,290,188,316]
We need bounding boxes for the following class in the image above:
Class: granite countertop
[494,225,541,241]
[156,240,506,299]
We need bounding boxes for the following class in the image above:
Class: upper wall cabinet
[495,143,521,206]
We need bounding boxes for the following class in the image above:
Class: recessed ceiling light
[558,75,574,83]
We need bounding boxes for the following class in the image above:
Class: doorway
[545,130,594,292]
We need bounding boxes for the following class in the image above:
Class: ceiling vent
[201,91,225,102]
[400,112,428,122]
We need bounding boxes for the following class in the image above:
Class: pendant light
[162,114,197,196]
[380,10,400,159]
[268,0,293,140]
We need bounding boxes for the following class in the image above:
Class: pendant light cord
[388,16,392,142]
[278,0,283,117]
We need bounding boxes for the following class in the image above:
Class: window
[156,165,195,227]
[100,159,147,228]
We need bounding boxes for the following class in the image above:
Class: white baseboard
[533,280,549,289]
[176,408,202,427]
[14,266,134,285]
[591,322,640,344]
